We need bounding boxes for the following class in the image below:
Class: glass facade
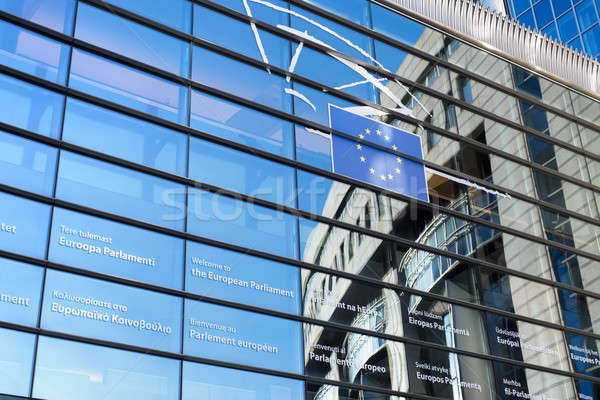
[0,0,599,399]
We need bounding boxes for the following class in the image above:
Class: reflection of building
[301,3,599,397]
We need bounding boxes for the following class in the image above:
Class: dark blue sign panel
[48,208,184,289]
[0,258,43,326]
[186,241,300,315]
[41,270,182,352]
[329,105,429,202]
[184,299,302,374]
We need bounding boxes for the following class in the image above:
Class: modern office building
[502,0,600,58]
[0,0,599,399]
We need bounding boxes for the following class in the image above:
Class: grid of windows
[507,0,600,57]
[0,0,599,399]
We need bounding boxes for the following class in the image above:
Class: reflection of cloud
[248,0,426,116]
[285,87,316,111]
[242,0,270,67]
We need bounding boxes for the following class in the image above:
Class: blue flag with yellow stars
[329,104,429,202]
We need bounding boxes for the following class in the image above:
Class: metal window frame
[0,0,598,396]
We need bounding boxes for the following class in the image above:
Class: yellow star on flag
[392,145,397,151]
[356,144,362,150]
[395,167,401,173]
[360,156,366,162]
[384,135,390,141]
[396,157,402,163]
[376,129,381,135]
[388,174,393,180]
[359,134,365,139]
[380,175,386,181]
[369,168,375,174]
[365,128,371,134]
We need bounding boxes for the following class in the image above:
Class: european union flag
[329,104,429,202]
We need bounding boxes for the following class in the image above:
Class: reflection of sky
[33,336,180,400]
[183,361,304,400]
[0,328,36,397]
[371,3,425,47]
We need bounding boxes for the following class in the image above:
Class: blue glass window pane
[55,151,186,230]
[296,171,341,216]
[33,336,180,400]
[576,0,598,30]
[188,137,296,206]
[542,22,559,39]
[193,4,290,70]
[0,192,50,258]
[76,3,189,77]
[534,0,554,27]
[190,90,294,158]
[0,258,43,326]
[0,21,70,84]
[583,24,600,56]
[0,0,75,34]
[185,241,300,314]
[210,0,289,26]
[183,299,303,373]
[290,5,374,64]
[48,207,184,288]
[557,10,579,41]
[0,131,57,195]
[292,82,357,126]
[371,4,427,48]
[182,361,304,400]
[41,270,182,352]
[69,49,188,124]
[295,125,332,171]
[513,0,532,15]
[63,98,187,175]
[0,328,35,397]
[301,0,370,26]
[192,46,291,113]
[373,40,410,78]
[552,0,571,15]
[519,8,536,29]
[569,35,585,52]
[103,0,191,33]
[187,188,298,259]
[292,46,376,102]
[0,73,64,138]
